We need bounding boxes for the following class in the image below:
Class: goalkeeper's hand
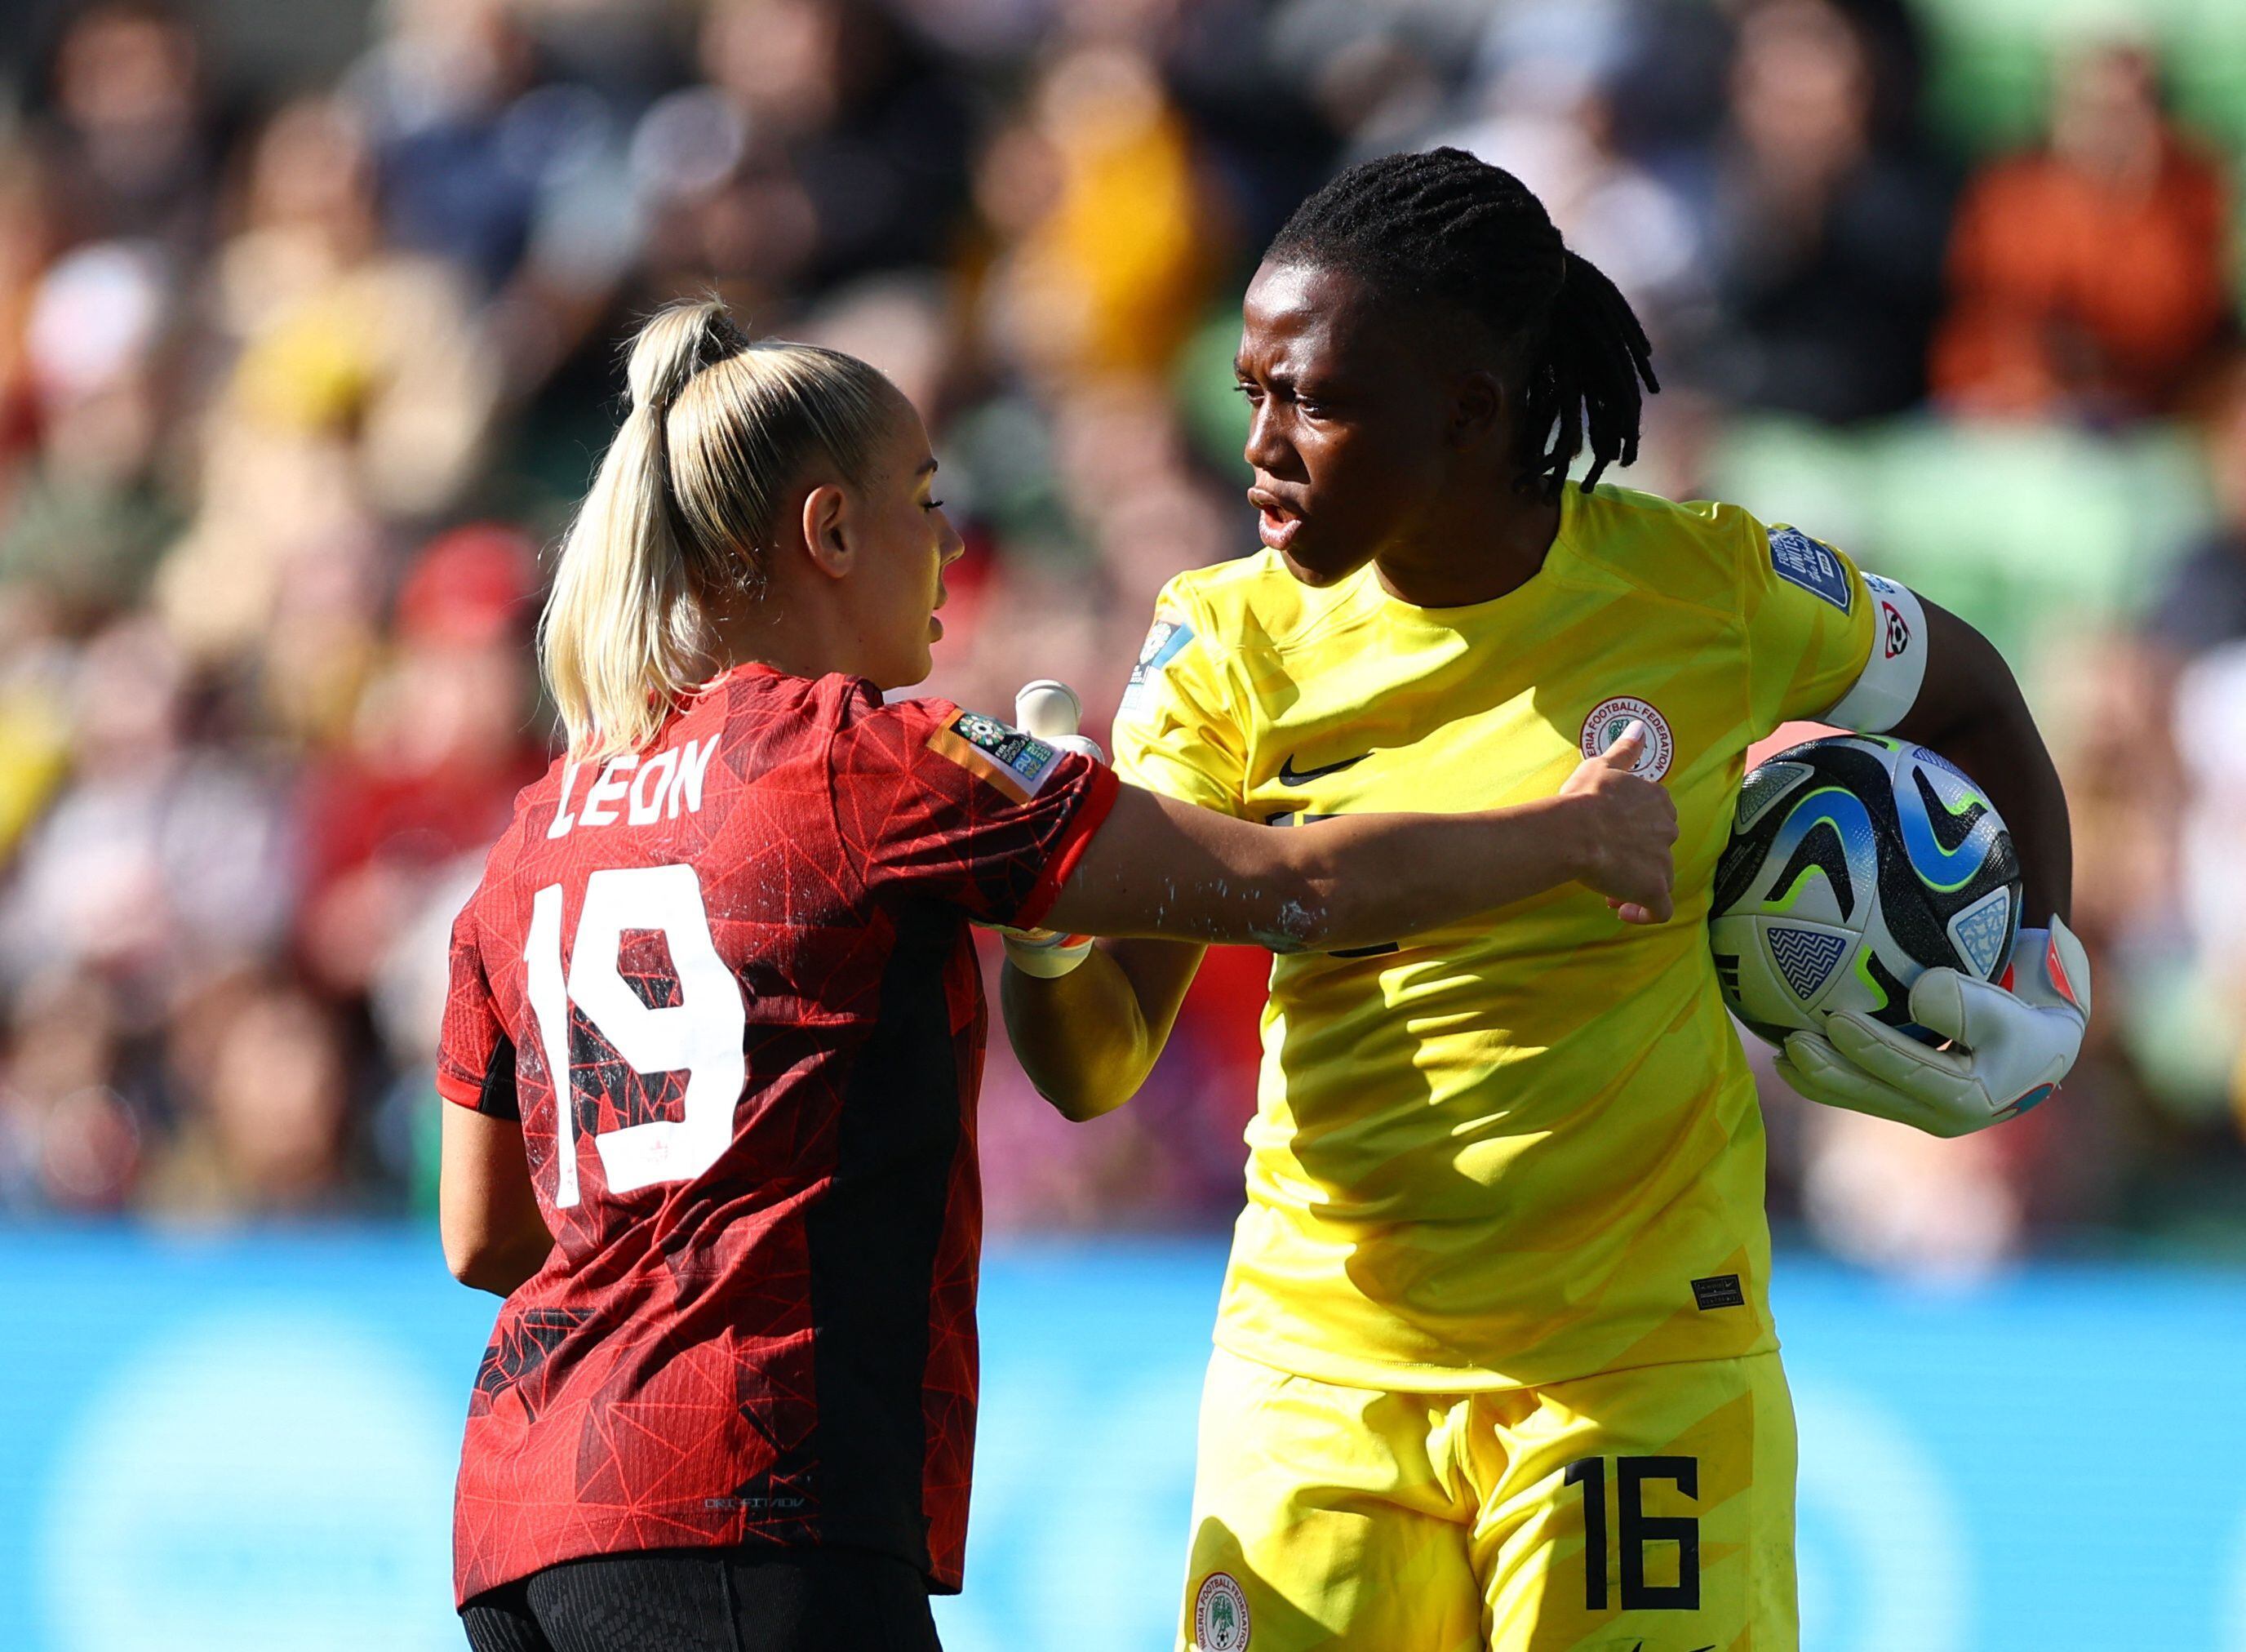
[985,680,1103,979]
[1773,915,2090,1138]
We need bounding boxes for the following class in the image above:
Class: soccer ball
[1709,735,2022,1047]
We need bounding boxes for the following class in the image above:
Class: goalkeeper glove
[1775,914,2090,1138]
[987,680,1101,979]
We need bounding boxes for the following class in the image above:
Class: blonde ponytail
[539,299,899,760]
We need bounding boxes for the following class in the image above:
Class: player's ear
[1449,368,1506,451]
[800,482,853,580]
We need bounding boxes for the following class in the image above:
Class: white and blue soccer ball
[1709,735,2022,1047]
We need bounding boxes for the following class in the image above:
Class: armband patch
[1823,572,1929,733]
[1768,526,1852,612]
[1119,611,1195,717]
[928,710,1059,803]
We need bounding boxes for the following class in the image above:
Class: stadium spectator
[157,95,499,663]
[2153,360,2246,659]
[1933,43,2234,420]
[295,524,545,999]
[32,0,220,255]
[0,619,293,1019]
[1700,0,1951,423]
[0,966,139,1215]
[144,975,357,1217]
[979,41,1227,380]
[0,237,183,627]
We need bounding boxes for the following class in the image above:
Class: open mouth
[1248,486,1305,551]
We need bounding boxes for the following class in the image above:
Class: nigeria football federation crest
[1194,1571,1251,1650]
[1578,695,1675,781]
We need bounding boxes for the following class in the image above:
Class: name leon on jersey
[548,737,721,838]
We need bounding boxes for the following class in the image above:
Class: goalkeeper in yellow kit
[1003,149,2089,1652]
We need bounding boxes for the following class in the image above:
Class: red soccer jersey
[435,663,1116,1605]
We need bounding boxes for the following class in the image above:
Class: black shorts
[459,1545,942,1652]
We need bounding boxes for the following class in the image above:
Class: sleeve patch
[1768,526,1852,612]
[1822,571,1929,733]
[1868,572,1913,659]
[927,711,1058,803]
[1119,614,1195,716]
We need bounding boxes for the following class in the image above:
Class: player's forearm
[439,1104,556,1297]
[448,1228,555,1298]
[1284,797,1590,948]
[1922,701,2070,926]
[1001,944,1160,1120]
[1896,607,2073,926]
[1045,786,1616,954]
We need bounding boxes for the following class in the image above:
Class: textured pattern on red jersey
[436,664,1116,1605]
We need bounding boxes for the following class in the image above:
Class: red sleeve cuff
[435,1066,486,1110]
[1011,762,1121,930]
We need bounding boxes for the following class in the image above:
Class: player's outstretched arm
[440,1104,555,1297]
[1042,726,1676,953]
[1001,690,1671,1119]
[1008,733,1673,1120]
[1775,597,2089,1135]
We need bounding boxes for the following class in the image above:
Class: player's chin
[1276,530,1366,588]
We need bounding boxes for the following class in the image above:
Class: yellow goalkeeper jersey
[1111,483,1880,1390]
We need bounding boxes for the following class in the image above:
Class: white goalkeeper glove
[988,680,1102,979]
[1774,914,2090,1139]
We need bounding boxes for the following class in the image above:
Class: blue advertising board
[0,1230,2239,1651]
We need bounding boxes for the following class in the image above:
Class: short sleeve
[829,695,1121,929]
[436,898,518,1119]
[1109,581,1247,817]
[1742,519,1879,739]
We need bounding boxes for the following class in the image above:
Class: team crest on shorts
[1579,695,1675,781]
[1194,1571,1251,1650]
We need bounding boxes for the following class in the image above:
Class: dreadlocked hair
[1265,147,1658,497]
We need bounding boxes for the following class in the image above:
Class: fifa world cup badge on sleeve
[1121,611,1194,716]
[926,710,1058,802]
[1194,1572,1251,1650]
[1768,525,1852,611]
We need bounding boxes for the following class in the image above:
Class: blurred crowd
[0,0,2241,1276]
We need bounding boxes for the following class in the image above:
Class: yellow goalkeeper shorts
[1178,1346,1797,1652]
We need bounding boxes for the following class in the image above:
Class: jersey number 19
[522,864,746,1208]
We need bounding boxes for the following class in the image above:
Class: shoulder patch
[927,709,1058,803]
[1767,526,1852,612]
[1119,611,1196,717]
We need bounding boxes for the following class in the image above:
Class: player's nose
[1243,401,1294,479]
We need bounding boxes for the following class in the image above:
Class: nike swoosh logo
[1276,753,1369,786]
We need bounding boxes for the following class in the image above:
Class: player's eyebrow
[1236,361,1301,396]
